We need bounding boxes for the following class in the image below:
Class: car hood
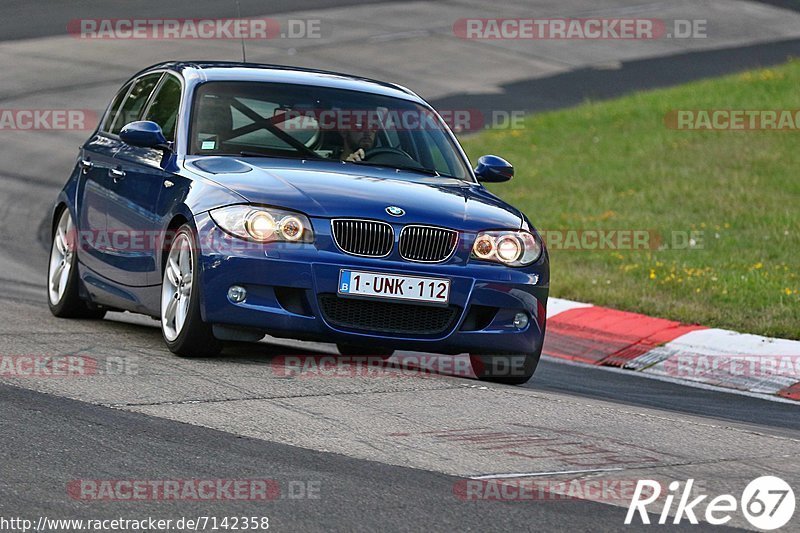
[187,157,524,231]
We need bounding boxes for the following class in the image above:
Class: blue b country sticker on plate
[339,270,352,292]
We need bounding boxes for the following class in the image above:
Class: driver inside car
[339,120,377,162]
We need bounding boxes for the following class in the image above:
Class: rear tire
[47,208,106,319]
[160,224,222,358]
[469,352,540,385]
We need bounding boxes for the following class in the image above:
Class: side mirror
[474,155,514,183]
[119,121,169,150]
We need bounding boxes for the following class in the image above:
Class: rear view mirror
[119,121,169,150]
[474,155,514,183]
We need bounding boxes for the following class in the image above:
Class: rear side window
[143,75,182,142]
[109,73,162,135]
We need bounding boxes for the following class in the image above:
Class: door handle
[80,158,93,172]
[109,167,126,182]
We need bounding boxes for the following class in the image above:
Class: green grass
[460,60,800,339]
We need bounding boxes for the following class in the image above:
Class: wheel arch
[50,200,70,237]
[160,213,192,274]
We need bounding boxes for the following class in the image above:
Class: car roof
[134,61,424,103]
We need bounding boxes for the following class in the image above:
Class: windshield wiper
[233,153,460,179]
[239,151,313,160]
[352,161,455,178]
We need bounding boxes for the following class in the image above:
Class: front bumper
[194,213,549,355]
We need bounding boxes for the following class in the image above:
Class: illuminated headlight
[246,211,276,241]
[473,234,495,259]
[210,205,313,243]
[279,216,305,242]
[471,230,542,266]
[496,235,522,262]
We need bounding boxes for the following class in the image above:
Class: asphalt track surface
[0,0,399,42]
[0,1,798,531]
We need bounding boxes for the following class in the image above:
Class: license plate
[338,270,450,304]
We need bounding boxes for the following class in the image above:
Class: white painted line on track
[470,467,625,480]
[546,297,592,319]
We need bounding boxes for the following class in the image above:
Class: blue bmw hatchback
[47,62,549,384]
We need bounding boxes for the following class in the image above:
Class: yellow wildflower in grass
[759,69,783,81]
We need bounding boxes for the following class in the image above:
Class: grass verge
[461,60,800,339]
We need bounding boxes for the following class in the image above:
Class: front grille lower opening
[319,294,459,336]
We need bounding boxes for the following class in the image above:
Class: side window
[109,73,162,135]
[101,81,132,133]
[142,75,182,142]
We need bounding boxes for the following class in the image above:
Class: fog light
[228,285,247,303]
[513,312,529,329]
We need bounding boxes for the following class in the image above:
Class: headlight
[210,205,313,243]
[471,230,542,266]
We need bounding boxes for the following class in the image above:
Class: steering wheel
[361,147,419,167]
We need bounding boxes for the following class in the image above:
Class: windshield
[189,81,472,180]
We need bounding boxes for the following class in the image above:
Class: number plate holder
[338,270,451,305]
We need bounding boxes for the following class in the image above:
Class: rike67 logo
[626,476,795,530]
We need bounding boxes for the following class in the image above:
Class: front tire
[469,352,540,385]
[160,224,222,357]
[47,208,106,319]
